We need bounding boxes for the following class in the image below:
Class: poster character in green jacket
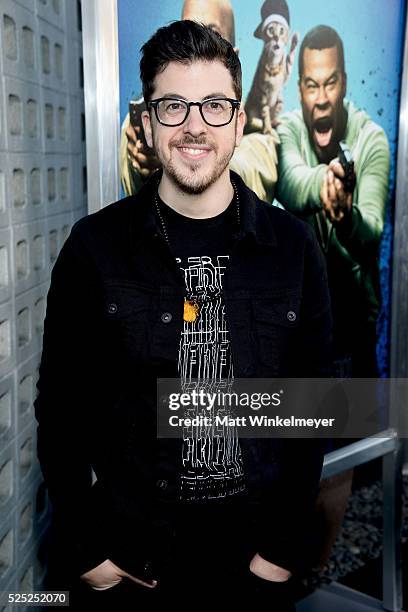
[277,25,390,377]
[276,24,390,571]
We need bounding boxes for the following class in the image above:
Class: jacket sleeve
[255,226,333,575]
[276,117,327,215]
[334,127,390,264]
[34,221,109,578]
[35,221,171,584]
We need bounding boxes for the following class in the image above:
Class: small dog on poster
[245,0,299,134]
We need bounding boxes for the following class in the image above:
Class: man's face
[299,46,346,157]
[142,60,245,195]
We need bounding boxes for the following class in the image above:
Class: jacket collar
[230,170,277,247]
[128,169,277,250]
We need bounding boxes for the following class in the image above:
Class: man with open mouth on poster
[277,24,390,379]
[276,24,390,569]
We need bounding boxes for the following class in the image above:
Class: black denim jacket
[34,170,332,585]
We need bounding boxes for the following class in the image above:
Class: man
[35,21,331,608]
[277,24,390,378]
[276,24,390,567]
[120,0,279,203]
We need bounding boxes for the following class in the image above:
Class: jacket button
[287,310,296,322]
[161,312,172,323]
[157,479,168,490]
[107,303,117,314]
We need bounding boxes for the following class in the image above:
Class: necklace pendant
[183,299,200,322]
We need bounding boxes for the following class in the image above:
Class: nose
[183,105,207,137]
[316,85,329,107]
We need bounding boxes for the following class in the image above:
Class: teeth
[180,147,208,155]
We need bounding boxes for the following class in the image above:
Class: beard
[154,131,236,195]
[167,150,233,195]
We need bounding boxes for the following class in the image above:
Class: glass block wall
[0,0,87,605]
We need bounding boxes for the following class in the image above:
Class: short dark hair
[298,25,345,78]
[140,20,242,103]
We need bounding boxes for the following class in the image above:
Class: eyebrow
[158,92,231,101]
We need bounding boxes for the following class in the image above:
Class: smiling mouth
[313,116,333,148]
[176,145,212,160]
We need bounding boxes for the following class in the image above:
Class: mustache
[170,136,215,148]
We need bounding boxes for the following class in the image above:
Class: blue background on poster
[119,0,404,156]
[118,0,407,374]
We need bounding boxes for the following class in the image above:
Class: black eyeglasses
[148,97,240,127]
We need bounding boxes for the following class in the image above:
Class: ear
[233,46,240,56]
[141,109,153,148]
[235,106,246,147]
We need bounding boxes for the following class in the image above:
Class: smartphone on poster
[129,97,149,149]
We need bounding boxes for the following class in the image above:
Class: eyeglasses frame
[147,97,241,127]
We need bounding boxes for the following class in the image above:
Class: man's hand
[320,160,352,223]
[80,559,157,591]
[125,123,160,179]
[249,553,292,582]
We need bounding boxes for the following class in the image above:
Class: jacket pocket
[102,282,154,363]
[252,293,301,376]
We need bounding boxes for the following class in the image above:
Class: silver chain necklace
[153,180,240,322]
[153,180,240,248]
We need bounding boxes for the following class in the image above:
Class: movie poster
[117,0,406,377]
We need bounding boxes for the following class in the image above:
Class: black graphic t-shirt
[157,194,246,502]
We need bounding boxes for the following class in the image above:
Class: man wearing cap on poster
[276,24,390,566]
[35,19,332,609]
[120,0,280,204]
